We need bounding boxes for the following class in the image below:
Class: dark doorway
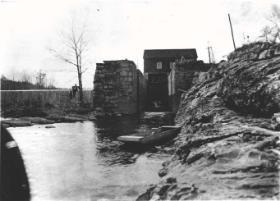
[147,73,168,111]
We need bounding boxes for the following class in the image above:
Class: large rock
[219,43,280,117]
[138,42,280,200]
[1,119,32,127]
[21,117,55,124]
[46,114,88,122]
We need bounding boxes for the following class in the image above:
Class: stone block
[93,59,145,115]
[120,71,128,76]
[120,62,130,68]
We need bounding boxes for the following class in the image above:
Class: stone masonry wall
[137,69,147,112]
[93,60,145,115]
[168,61,211,112]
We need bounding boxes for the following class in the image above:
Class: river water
[8,117,170,201]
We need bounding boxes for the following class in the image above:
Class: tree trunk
[78,72,83,105]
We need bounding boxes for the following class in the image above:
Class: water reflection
[8,117,169,201]
[95,115,141,139]
[94,115,155,166]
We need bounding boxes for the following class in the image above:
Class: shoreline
[1,113,96,128]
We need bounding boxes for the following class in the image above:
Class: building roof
[143,49,197,59]
[102,59,137,66]
[103,59,133,63]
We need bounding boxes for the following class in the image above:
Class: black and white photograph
[1,0,280,200]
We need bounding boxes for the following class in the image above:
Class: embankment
[1,90,93,117]
[137,42,280,200]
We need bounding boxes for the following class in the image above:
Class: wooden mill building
[143,49,198,111]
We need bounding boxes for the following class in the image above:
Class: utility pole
[207,46,211,64]
[207,42,216,64]
[228,13,236,50]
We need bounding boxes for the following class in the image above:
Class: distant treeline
[1,76,56,90]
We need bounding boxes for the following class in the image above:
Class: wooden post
[136,69,140,114]
[228,13,236,50]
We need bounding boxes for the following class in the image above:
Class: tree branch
[48,48,78,67]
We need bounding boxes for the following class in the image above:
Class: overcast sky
[0,0,279,88]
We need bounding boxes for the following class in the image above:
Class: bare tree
[260,26,272,42]
[47,77,56,89]
[36,70,46,89]
[260,4,280,43]
[49,17,89,104]
[20,71,32,83]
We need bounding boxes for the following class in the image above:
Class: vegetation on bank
[1,75,56,90]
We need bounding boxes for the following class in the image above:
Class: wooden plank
[117,135,144,142]
[161,125,181,129]
[161,126,181,131]
[177,88,188,93]
[141,127,180,145]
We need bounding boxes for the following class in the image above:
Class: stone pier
[93,60,146,115]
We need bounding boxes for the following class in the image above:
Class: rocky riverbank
[1,112,96,128]
[137,42,280,200]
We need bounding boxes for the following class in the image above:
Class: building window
[156,61,162,70]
